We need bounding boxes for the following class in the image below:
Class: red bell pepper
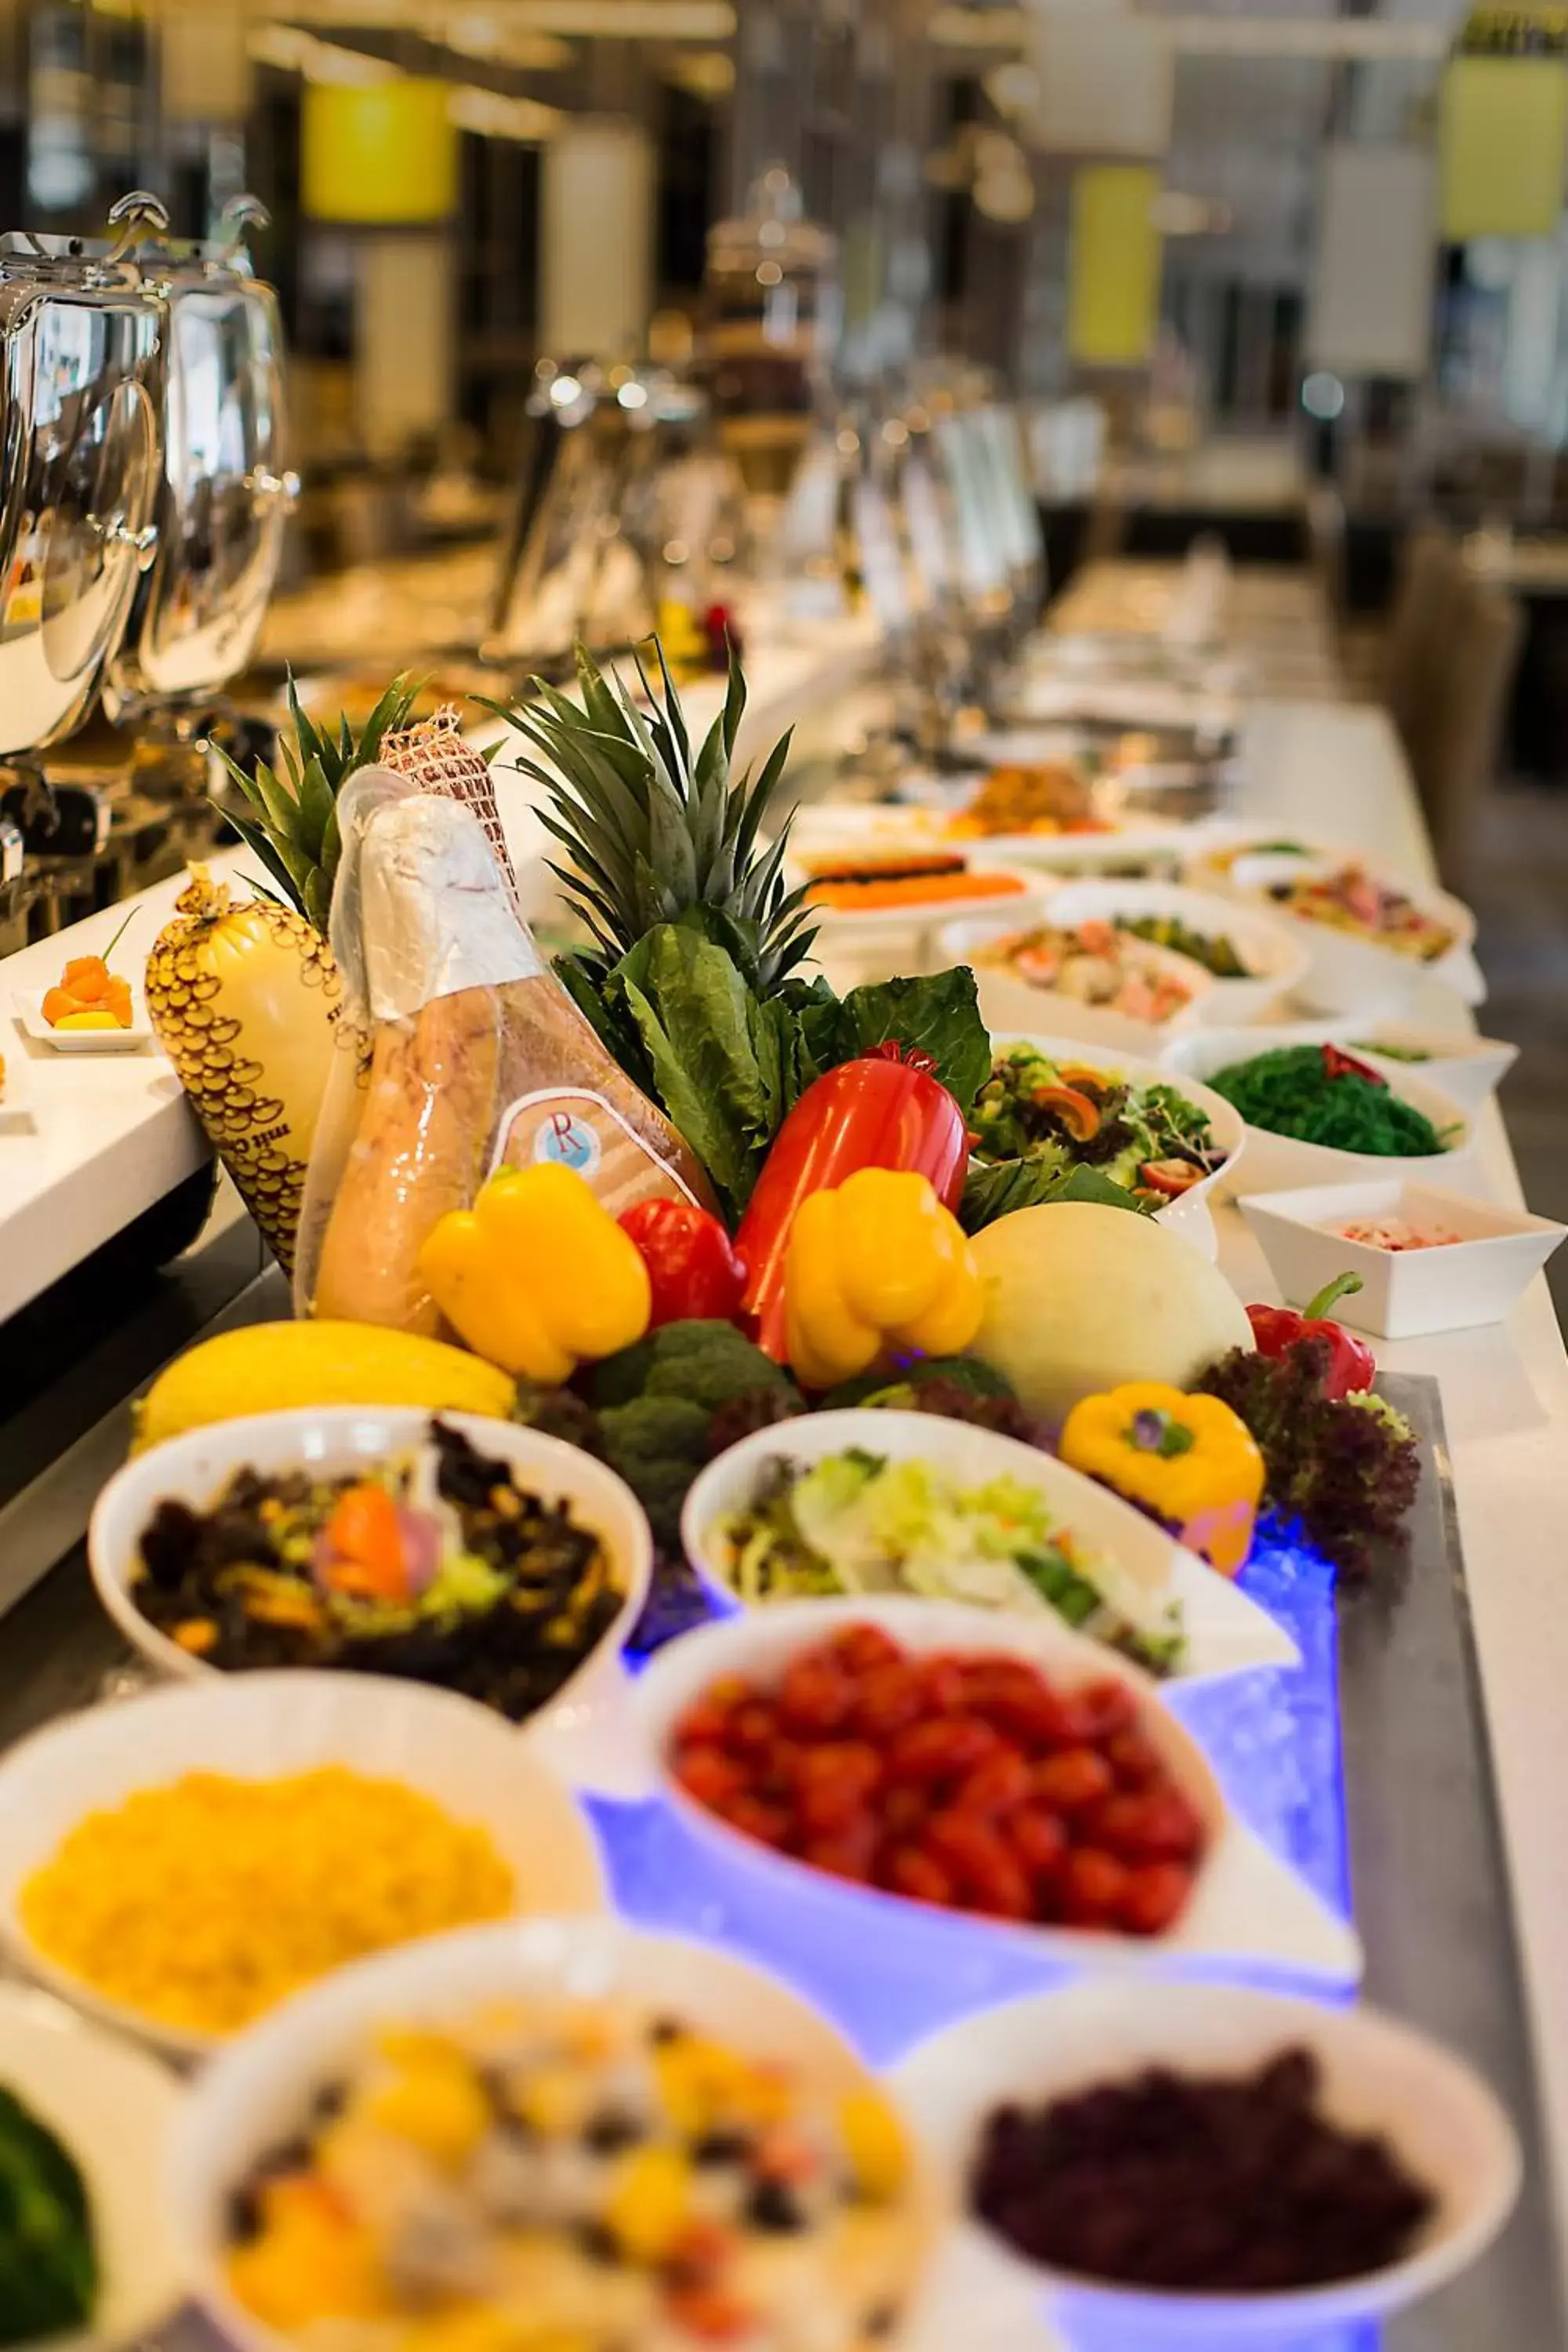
[1320,1044,1387,1087]
[1247,1273,1374,1399]
[619,1200,748,1329]
[734,1042,970,1361]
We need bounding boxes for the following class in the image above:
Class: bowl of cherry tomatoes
[634,1599,1359,1986]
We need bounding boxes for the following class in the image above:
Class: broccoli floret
[597,1393,715,1548]
[822,1354,1017,1411]
[590,1320,798,1415]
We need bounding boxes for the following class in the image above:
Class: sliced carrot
[321,1482,408,1599]
[41,985,78,1025]
[60,956,109,1000]
[1030,1083,1102,1143]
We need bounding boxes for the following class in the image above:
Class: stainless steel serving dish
[106,194,296,717]
[0,194,167,755]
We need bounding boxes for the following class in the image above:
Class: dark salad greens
[132,1421,622,1723]
[0,2085,96,2347]
[1207,1044,1453,1156]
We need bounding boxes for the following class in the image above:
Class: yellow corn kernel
[368,2055,491,2167]
[840,2089,907,2201]
[604,2144,691,2264]
[227,2180,385,2326]
[514,2063,595,2138]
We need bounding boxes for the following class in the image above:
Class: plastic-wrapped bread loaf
[296,767,717,1334]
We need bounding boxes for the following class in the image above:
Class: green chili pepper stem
[1304,1272,1364,1319]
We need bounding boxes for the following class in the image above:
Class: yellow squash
[133,1319,516,1452]
[144,866,344,1272]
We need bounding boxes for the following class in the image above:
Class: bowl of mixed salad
[940,915,1213,1056]
[1190,843,1480,1017]
[89,1409,652,1732]
[1160,1030,1479,1197]
[1042,880,1309,1027]
[683,1410,1298,1686]
[972,1036,1245,1234]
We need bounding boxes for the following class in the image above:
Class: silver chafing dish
[105,194,297,718]
[0,191,167,756]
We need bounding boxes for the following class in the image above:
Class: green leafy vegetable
[1200,1334,1421,1579]
[1207,1045,1446,1156]
[960,1158,1155,1233]
[0,2085,97,2347]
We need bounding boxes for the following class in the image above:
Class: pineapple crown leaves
[212,671,423,936]
[498,636,818,991]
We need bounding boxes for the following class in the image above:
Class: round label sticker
[533,1107,602,1178]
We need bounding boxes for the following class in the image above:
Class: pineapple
[144,869,343,1272]
[219,675,421,935]
[505,640,816,988]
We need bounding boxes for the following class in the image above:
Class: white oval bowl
[980,1029,1247,1253]
[89,1406,651,1739]
[681,1409,1298,1685]
[172,1915,942,2352]
[940,914,1212,1058]
[1327,1022,1519,1112]
[1042,879,1310,1026]
[892,1976,1520,2343]
[1193,844,1480,1017]
[633,1595,1359,1987]
[0,1981,185,2352]
[1159,1027,1482,1200]
[0,1669,607,2061]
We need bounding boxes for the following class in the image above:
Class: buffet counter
[2,644,1567,2335]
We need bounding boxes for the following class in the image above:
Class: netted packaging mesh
[380,705,521,911]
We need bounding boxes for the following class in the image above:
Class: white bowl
[1328,1022,1519,1112]
[1198,845,1480,1017]
[0,1671,608,2060]
[942,913,1213,1058]
[171,1916,942,2352]
[682,1410,1298,1686]
[14,988,156,1053]
[892,1979,1521,2343]
[0,1981,184,2352]
[633,1595,1360,1987]
[1160,1027,1481,1200]
[1239,1178,1567,1341]
[982,1029,1246,1261]
[88,1406,651,1782]
[1043,880,1310,1026]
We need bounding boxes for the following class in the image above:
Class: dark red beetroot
[971,2048,1434,2292]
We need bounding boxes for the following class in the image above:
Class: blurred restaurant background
[4,0,1568,1285]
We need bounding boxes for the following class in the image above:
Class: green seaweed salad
[1207,1044,1455,1156]
[0,2085,96,2346]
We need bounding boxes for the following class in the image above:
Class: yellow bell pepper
[416,1163,651,1383]
[1058,1382,1265,1577]
[782,1167,982,1390]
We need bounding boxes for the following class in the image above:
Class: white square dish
[15,988,156,1054]
[1239,1178,1567,1339]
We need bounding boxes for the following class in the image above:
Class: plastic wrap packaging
[292,765,717,1333]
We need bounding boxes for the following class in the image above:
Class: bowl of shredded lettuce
[683,1411,1301,1686]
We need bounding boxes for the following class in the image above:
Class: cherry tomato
[793,1744,882,1833]
[853,1662,924,1740]
[923,1811,1033,1919]
[1116,1860,1194,1936]
[826,1623,903,1675]
[960,1660,1073,1748]
[776,1658,855,1737]
[715,1791,790,1848]
[877,1783,931,1839]
[797,1819,879,1883]
[724,1700,784,1757]
[912,1654,971,1715]
[1030,1747,1115,1815]
[1010,1806,1069,1884]
[677,1692,746,1749]
[675,1747,746,1808]
[1058,1679,1138,1744]
[952,1748,1032,1817]
[885,1716,999,1786]
[1059,1847,1132,1927]
[884,1844,956,1909]
[1103,1728,1165,1788]
[1087,1789,1203,1864]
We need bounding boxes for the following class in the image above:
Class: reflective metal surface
[107,196,296,714]
[0,218,165,754]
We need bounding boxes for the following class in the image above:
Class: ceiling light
[447,85,563,138]
[550,373,583,405]
[249,25,398,82]
[480,1,733,34]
